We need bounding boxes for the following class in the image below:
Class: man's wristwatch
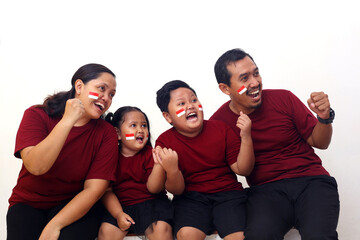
[317,108,335,124]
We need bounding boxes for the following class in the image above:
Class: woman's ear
[218,83,231,95]
[115,127,121,140]
[162,112,173,125]
[74,79,84,95]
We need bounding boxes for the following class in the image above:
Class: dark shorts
[102,196,173,235]
[7,200,105,240]
[245,175,340,239]
[172,190,247,238]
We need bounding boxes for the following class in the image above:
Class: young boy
[153,80,254,240]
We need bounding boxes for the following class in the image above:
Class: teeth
[95,102,104,110]
[188,113,196,117]
[249,90,259,95]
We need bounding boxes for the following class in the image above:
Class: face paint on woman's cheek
[176,108,185,117]
[198,105,203,111]
[237,86,247,95]
[88,92,99,99]
[125,133,135,140]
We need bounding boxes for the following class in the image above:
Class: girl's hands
[116,212,135,232]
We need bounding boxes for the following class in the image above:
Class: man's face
[225,56,263,114]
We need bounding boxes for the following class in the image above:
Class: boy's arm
[230,112,255,176]
[101,188,135,231]
[153,146,185,195]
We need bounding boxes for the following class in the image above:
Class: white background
[1,0,359,239]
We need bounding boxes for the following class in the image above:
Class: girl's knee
[98,222,126,240]
[146,221,173,240]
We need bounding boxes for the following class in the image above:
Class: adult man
[210,48,339,239]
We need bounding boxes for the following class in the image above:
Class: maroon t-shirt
[112,145,167,206]
[156,120,243,193]
[210,89,329,186]
[9,106,119,209]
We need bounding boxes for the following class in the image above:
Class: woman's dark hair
[156,80,197,113]
[40,63,115,118]
[214,48,255,86]
[105,106,152,147]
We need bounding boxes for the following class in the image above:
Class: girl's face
[75,72,116,122]
[117,111,149,157]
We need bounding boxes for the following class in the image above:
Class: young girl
[98,106,174,240]
[7,63,118,240]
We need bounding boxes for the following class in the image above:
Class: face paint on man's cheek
[237,86,247,95]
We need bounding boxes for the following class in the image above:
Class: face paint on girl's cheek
[125,133,135,140]
[176,108,185,117]
[198,105,203,111]
[237,86,247,95]
[88,92,99,99]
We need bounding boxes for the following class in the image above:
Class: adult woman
[7,63,119,240]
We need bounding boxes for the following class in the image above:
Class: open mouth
[94,102,105,111]
[247,87,260,98]
[136,135,144,143]
[186,112,198,121]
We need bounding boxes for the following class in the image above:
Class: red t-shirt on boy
[156,120,243,193]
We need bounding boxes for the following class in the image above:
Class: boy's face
[163,87,204,138]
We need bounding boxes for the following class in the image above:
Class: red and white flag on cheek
[176,108,185,117]
[237,86,247,95]
[198,105,203,111]
[88,92,99,99]
[125,133,135,140]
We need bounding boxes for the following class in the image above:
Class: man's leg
[294,176,339,240]
[245,182,294,240]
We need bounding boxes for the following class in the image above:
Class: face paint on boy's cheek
[88,91,99,99]
[125,133,135,140]
[198,105,203,111]
[176,108,185,117]
[237,86,247,95]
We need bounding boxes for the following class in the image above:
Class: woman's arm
[38,179,109,240]
[21,99,85,175]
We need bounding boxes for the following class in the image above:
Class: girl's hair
[105,106,152,147]
[39,63,115,118]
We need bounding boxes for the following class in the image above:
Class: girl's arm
[153,147,185,195]
[101,188,135,231]
[230,112,255,176]
[38,178,109,240]
[21,99,85,175]
[147,160,166,194]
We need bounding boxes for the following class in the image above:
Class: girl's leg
[7,203,47,240]
[145,220,173,240]
[98,222,128,240]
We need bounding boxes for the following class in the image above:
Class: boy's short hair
[156,80,197,113]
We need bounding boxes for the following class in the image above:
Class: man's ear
[218,83,231,95]
[74,79,84,95]
[162,112,173,125]
[115,127,121,141]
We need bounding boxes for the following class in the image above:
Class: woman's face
[76,72,116,121]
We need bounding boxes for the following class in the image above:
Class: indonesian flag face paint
[88,92,99,99]
[125,133,135,140]
[198,105,203,111]
[237,85,247,95]
[176,108,185,117]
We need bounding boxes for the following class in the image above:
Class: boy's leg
[7,203,47,240]
[173,192,213,239]
[212,190,247,240]
[245,182,294,240]
[294,175,339,240]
